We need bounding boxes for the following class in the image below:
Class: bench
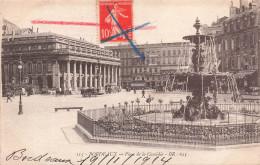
[55,107,83,112]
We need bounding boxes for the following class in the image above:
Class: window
[243,17,248,28]
[9,64,13,73]
[231,58,235,68]
[42,63,46,72]
[252,56,256,65]
[178,50,181,55]
[152,58,155,64]
[250,16,255,26]
[32,45,37,50]
[162,50,166,56]
[42,45,48,49]
[231,39,234,50]
[48,44,52,49]
[37,63,42,73]
[167,50,171,56]
[225,40,228,51]
[47,63,52,72]
[218,44,221,52]
[237,57,241,69]
[252,34,255,45]
[22,46,29,51]
[230,22,234,32]
[236,20,240,30]
[29,63,33,73]
[38,45,42,49]
[226,58,229,69]
[173,50,176,55]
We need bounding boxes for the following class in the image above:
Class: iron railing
[77,102,260,146]
[78,110,260,146]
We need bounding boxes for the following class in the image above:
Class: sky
[0,0,243,47]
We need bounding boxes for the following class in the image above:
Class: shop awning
[131,82,146,87]
[233,70,256,79]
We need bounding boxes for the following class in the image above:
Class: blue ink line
[106,5,145,60]
[101,22,150,43]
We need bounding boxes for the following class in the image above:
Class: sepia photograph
[1,0,260,164]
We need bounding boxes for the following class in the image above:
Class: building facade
[1,20,121,93]
[214,2,260,89]
[106,42,191,89]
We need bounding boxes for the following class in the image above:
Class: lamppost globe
[18,65,22,70]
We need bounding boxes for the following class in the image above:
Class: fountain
[172,18,241,121]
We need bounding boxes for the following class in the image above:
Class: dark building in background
[106,42,191,89]
[214,0,260,91]
[1,19,121,93]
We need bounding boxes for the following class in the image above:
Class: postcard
[1,0,260,164]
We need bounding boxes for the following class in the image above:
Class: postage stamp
[98,0,133,43]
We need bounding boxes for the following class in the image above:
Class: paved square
[1,90,260,165]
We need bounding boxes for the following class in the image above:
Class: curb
[75,124,260,150]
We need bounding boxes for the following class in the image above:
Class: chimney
[240,0,248,10]
[37,28,39,33]
[31,26,34,33]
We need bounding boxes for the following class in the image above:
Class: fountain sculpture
[172,18,240,121]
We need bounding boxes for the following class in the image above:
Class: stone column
[103,64,106,87]
[52,60,60,89]
[62,62,66,90]
[111,65,114,83]
[89,63,93,87]
[57,61,60,89]
[108,65,111,84]
[94,63,97,88]
[73,61,77,91]
[115,66,118,86]
[42,61,48,89]
[118,66,121,87]
[84,63,88,88]
[79,62,82,89]
[52,61,56,88]
[99,63,102,88]
[67,60,71,90]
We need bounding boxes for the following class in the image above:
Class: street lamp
[18,57,23,115]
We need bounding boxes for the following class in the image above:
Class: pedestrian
[142,89,145,98]
[134,88,136,94]
[6,92,12,103]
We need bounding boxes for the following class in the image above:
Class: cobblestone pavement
[1,90,260,165]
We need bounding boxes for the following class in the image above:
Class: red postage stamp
[99,0,133,42]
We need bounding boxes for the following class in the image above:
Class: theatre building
[106,42,191,89]
[1,20,121,93]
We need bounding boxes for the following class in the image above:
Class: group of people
[127,87,146,98]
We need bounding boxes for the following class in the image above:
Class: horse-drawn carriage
[105,84,121,94]
[81,88,104,97]
[155,85,165,92]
